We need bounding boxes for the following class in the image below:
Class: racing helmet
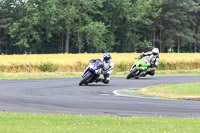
[103,52,111,63]
[152,48,159,55]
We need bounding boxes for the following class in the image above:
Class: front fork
[130,64,140,76]
[130,63,136,70]
[82,66,90,78]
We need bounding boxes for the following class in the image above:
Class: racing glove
[90,59,96,63]
[138,54,144,59]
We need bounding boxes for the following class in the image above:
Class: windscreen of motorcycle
[143,57,150,64]
[89,60,104,70]
[95,61,104,69]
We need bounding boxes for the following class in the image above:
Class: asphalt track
[0,76,200,118]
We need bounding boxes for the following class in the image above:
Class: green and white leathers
[126,57,151,79]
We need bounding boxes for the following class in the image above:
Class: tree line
[0,0,200,54]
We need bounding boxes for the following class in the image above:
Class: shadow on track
[79,84,108,87]
[126,77,156,80]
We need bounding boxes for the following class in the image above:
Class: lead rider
[90,53,114,84]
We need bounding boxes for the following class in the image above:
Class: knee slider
[103,79,109,84]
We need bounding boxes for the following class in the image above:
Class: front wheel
[79,72,93,86]
[126,68,137,79]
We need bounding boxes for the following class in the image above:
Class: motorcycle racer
[90,53,114,84]
[138,48,160,76]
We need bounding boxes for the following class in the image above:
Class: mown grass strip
[0,70,200,80]
[0,112,200,133]
[135,83,200,100]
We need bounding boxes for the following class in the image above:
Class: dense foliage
[1,0,200,54]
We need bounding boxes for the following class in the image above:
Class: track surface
[0,76,200,117]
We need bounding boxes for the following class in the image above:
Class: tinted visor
[104,57,110,61]
[153,52,158,55]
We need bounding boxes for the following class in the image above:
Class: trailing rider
[138,48,160,76]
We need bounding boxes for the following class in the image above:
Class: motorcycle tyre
[79,72,93,86]
[126,68,137,79]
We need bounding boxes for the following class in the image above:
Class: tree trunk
[5,43,8,54]
[61,33,64,53]
[153,30,156,47]
[193,24,196,53]
[177,39,180,53]
[78,31,81,53]
[170,45,172,53]
[159,28,162,53]
[65,30,69,53]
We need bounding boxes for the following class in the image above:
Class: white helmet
[152,48,159,55]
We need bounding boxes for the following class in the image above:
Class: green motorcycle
[127,57,151,79]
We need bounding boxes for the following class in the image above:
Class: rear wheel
[79,72,93,86]
[126,68,137,79]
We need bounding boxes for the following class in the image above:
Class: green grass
[0,70,200,80]
[0,112,200,133]
[0,74,80,80]
[135,83,200,100]
[155,70,200,76]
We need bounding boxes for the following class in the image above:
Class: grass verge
[0,72,81,80]
[0,69,200,80]
[0,112,200,133]
[135,83,200,100]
